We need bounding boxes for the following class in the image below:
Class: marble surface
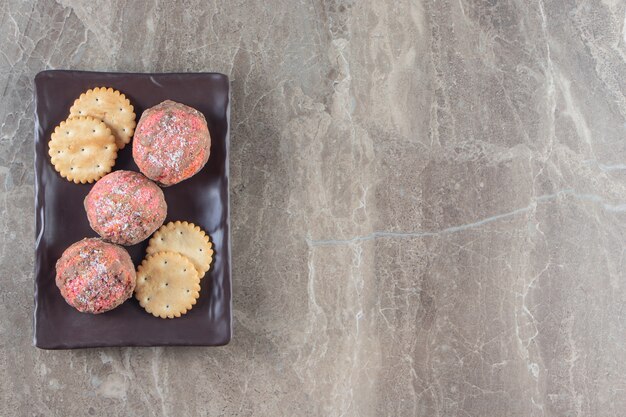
[1,0,625,416]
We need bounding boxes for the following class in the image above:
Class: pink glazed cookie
[55,238,136,314]
[84,170,167,246]
[132,100,211,186]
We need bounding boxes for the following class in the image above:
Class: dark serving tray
[34,70,231,349]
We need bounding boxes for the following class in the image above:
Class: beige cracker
[135,251,201,319]
[69,87,136,149]
[147,221,214,277]
[48,116,117,184]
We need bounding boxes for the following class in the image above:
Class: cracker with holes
[48,116,117,183]
[147,221,214,277]
[69,87,136,149]
[135,251,200,319]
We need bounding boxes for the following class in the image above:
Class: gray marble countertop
[1,1,625,416]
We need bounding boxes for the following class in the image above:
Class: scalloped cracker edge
[135,251,200,319]
[69,87,136,149]
[48,116,117,184]
[147,221,214,277]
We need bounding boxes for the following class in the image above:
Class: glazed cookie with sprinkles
[55,238,136,314]
[69,87,136,149]
[135,251,201,319]
[133,100,211,186]
[84,170,167,246]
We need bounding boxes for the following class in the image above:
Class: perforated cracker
[69,87,136,149]
[135,251,201,319]
[48,116,117,184]
[147,221,214,277]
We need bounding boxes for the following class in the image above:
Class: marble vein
[308,189,626,247]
